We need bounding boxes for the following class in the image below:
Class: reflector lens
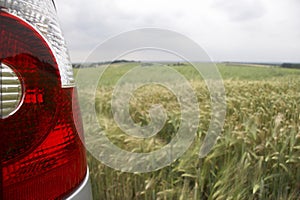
[0,10,59,164]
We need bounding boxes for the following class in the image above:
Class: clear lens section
[0,63,22,119]
[0,0,75,87]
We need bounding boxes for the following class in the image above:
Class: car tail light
[0,0,88,199]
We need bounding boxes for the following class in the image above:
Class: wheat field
[75,63,300,200]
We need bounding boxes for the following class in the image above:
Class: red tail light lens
[0,10,87,200]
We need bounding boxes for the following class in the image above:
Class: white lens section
[0,0,75,87]
[0,63,23,119]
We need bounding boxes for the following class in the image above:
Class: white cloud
[55,0,300,63]
[212,0,266,22]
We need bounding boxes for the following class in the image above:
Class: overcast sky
[55,0,300,63]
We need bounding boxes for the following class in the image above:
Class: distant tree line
[281,63,300,69]
[72,63,97,68]
[72,60,138,68]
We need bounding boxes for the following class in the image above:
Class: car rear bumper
[65,167,93,200]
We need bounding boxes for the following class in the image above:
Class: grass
[75,63,300,200]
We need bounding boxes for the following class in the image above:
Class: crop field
[75,63,300,200]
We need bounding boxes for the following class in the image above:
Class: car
[0,0,93,199]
